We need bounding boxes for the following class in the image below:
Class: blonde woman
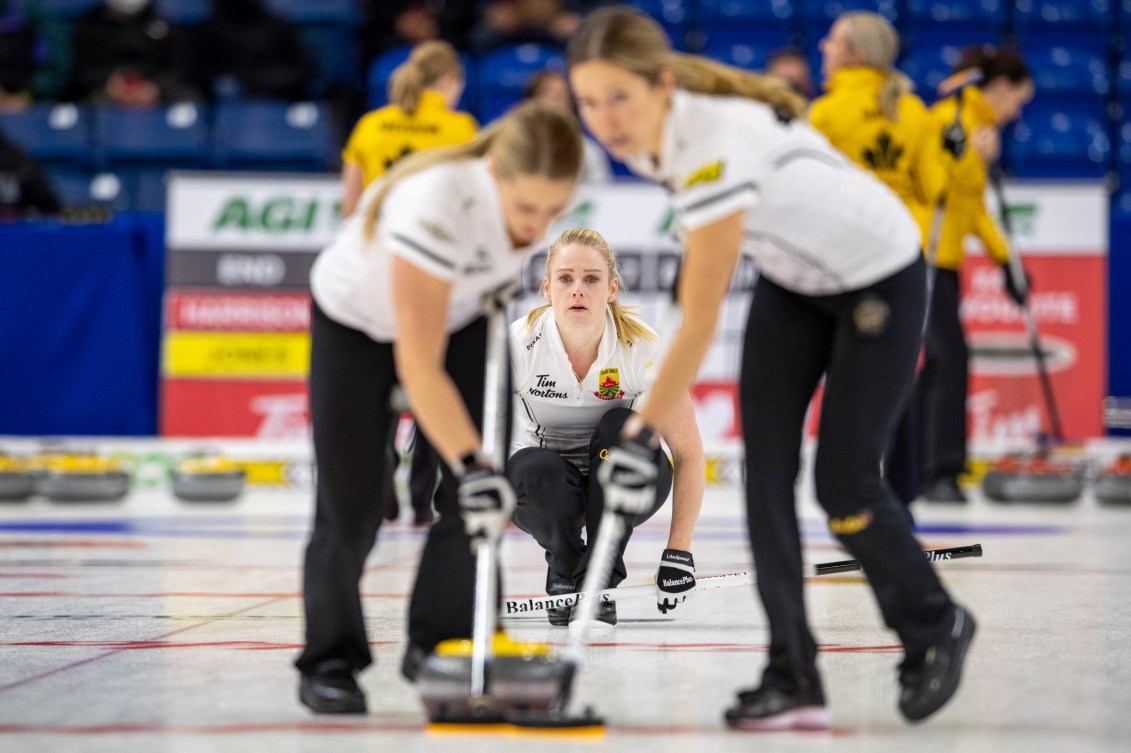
[810,11,946,509]
[296,102,582,714]
[340,41,477,217]
[568,5,974,729]
[508,228,704,627]
[811,12,943,248]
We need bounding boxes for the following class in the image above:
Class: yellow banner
[164,332,310,378]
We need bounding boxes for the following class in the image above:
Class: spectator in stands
[470,0,583,53]
[358,1,480,67]
[340,40,478,525]
[188,0,316,102]
[65,0,196,106]
[521,69,610,183]
[0,129,62,219]
[765,47,815,100]
[0,0,70,110]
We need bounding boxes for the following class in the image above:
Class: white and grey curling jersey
[510,308,659,472]
[311,158,538,342]
[627,89,920,295]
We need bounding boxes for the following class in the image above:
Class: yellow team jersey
[930,86,1010,270]
[809,67,945,249]
[342,90,478,186]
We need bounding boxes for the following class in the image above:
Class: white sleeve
[380,170,464,281]
[671,126,760,232]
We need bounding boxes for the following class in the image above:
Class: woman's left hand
[656,548,696,614]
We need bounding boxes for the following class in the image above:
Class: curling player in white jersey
[508,227,705,628]
[295,101,583,715]
[568,5,976,730]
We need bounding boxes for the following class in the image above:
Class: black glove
[1001,263,1031,307]
[457,457,516,543]
[656,548,695,614]
[596,427,659,516]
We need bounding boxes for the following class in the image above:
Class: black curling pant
[295,303,489,675]
[917,269,969,486]
[740,258,954,696]
[507,407,672,596]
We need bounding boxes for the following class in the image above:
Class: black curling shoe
[898,604,977,722]
[299,660,366,714]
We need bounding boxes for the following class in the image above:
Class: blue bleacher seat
[626,0,694,49]
[298,25,360,92]
[477,44,565,124]
[366,47,477,112]
[132,169,169,212]
[49,170,131,211]
[1117,120,1131,173]
[905,0,1006,30]
[1013,0,1113,29]
[802,0,900,25]
[704,39,777,72]
[1006,105,1111,178]
[900,30,1002,103]
[1025,44,1110,101]
[0,104,91,168]
[154,0,209,24]
[701,0,793,39]
[94,104,209,170]
[35,0,99,19]
[213,100,334,171]
[264,0,357,25]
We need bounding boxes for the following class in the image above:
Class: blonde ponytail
[527,227,655,349]
[666,52,807,121]
[362,101,583,239]
[838,12,909,120]
[388,40,463,115]
[877,70,913,121]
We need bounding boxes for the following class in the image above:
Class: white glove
[458,461,516,543]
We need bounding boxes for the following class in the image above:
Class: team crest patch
[595,368,625,401]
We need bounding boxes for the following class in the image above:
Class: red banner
[161,380,309,438]
[165,291,311,332]
[961,255,1106,441]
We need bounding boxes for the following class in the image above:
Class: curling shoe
[898,604,977,722]
[724,684,829,731]
[568,600,616,630]
[921,478,967,504]
[299,660,366,714]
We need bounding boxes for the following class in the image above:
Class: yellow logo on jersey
[595,368,625,401]
[684,161,724,188]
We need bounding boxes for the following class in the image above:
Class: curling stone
[418,633,566,721]
[38,454,131,502]
[171,456,246,502]
[982,455,1084,504]
[1095,454,1131,506]
[0,455,36,501]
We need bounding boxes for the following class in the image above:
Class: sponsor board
[161,380,309,438]
[167,249,320,289]
[164,332,311,379]
[166,291,311,332]
[167,173,342,251]
[962,255,1106,440]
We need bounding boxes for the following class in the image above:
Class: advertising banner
[162,175,1107,442]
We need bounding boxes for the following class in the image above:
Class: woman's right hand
[970,125,1000,163]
